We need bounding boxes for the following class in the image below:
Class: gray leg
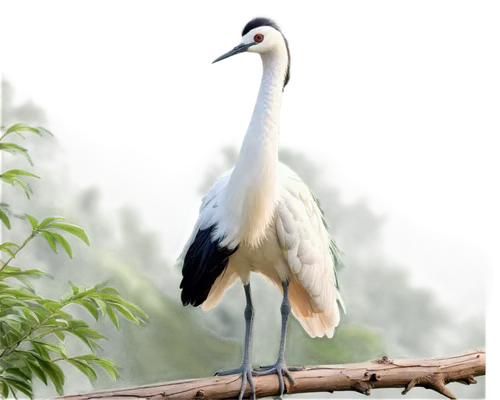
[254,280,302,398]
[215,283,256,400]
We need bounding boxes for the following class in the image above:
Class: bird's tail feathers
[288,279,340,339]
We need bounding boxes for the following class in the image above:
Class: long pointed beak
[212,42,255,64]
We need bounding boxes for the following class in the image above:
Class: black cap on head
[242,17,291,89]
[242,17,281,36]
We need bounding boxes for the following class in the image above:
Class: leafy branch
[0,123,147,398]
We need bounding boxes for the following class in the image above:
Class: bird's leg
[254,280,302,398]
[215,283,256,400]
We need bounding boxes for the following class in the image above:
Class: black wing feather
[180,225,238,307]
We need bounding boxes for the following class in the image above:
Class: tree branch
[60,349,485,400]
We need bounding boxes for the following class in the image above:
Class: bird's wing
[175,168,233,266]
[276,163,344,336]
[177,169,238,307]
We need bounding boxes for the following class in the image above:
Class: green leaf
[69,281,79,294]
[25,214,39,230]
[38,341,65,358]
[57,341,68,358]
[0,176,14,186]
[38,216,65,229]
[13,276,36,292]
[31,341,50,359]
[93,281,108,291]
[5,368,31,382]
[94,293,130,306]
[100,286,120,295]
[1,169,40,179]
[0,247,15,257]
[0,145,17,157]
[0,266,52,279]
[66,359,97,382]
[66,319,88,329]
[23,355,48,385]
[1,376,33,399]
[91,358,121,380]
[1,314,29,337]
[67,330,101,353]
[97,294,148,319]
[75,299,99,321]
[0,210,11,229]
[0,241,19,249]
[36,126,54,136]
[16,306,40,324]
[68,281,107,299]
[31,307,51,323]
[12,177,33,199]
[54,330,66,341]
[78,360,97,380]
[76,327,107,340]
[94,298,108,316]
[39,231,58,254]
[87,337,102,355]
[11,306,27,319]
[1,380,9,398]
[61,292,75,304]
[112,303,140,324]
[105,304,119,329]
[64,358,89,376]
[0,285,40,299]
[37,359,64,396]
[38,299,61,311]
[53,318,71,329]
[119,299,148,318]
[46,223,90,246]
[49,231,73,259]
[0,143,33,166]
[4,122,42,137]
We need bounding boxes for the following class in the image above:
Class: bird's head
[213,17,291,88]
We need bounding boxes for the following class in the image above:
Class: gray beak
[212,42,255,64]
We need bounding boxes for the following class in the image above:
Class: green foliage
[0,123,147,399]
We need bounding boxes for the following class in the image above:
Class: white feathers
[174,171,231,271]
[177,23,343,338]
[192,163,343,338]
[275,164,343,337]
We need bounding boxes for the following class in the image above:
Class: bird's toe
[215,367,243,376]
[253,361,298,398]
[215,364,256,400]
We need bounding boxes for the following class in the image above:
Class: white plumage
[179,162,344,338]
[177,17,344,400]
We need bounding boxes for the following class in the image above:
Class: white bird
[178,17,344,400]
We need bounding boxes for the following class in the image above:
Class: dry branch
[60,349,485,400]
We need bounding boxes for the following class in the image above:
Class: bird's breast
[230,218,291,284]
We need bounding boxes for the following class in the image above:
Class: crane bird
[178,17,344,400]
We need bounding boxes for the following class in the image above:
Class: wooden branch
[60,349,485,400]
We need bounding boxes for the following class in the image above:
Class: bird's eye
[254,34,264,43]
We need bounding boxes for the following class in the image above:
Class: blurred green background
[1,80,485,398]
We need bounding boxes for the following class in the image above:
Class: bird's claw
[215,363,256,400]
[253,361,301,398]
[255,364,304,373]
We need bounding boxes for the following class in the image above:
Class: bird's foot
[215,362,256,400]
[253,361,303,399]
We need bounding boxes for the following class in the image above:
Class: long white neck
[218,48,288,249]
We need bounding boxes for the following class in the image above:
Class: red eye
[254,34,264,43]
